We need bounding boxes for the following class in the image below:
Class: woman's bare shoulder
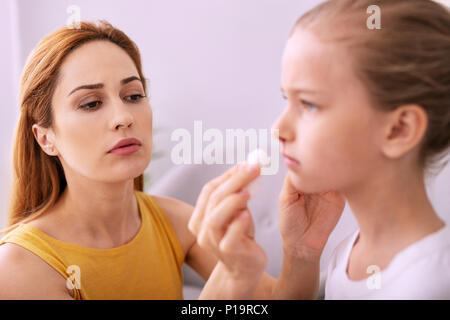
[150,195,196,254]
[150,195,218,280]
[149,194,218,280]
[0,242,73,299]
[151,195,195,219]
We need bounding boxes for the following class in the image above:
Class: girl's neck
[344,163,445,251]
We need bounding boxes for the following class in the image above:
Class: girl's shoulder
[328,229,359,269]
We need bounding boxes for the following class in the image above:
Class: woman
[190,0,450,299]
[0,21,340,299]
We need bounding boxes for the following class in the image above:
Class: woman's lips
[109,144,141,155]
[108,137,142,155]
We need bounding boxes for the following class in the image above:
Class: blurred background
[0,0,449,299]
[0,0,308,208]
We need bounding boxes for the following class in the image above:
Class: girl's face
[38,40,153,184]
[273,29,388,193]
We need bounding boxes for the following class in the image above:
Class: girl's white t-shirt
[325,224,450,299]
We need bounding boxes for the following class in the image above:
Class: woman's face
[41,40,152,184]
[273,28,388,194]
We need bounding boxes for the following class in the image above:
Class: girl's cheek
[295,120,318,152]
[301,123,337,164]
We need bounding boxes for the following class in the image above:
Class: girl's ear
[32,124,59,156]
[380,104,428,160]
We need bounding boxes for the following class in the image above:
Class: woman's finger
[318,190,346,208]
[206,163,260,214]
[219,211,267,271]
[188,165,239,235]
[197,191,250,252]
[219,210,251,255]
[242,209,255,240]
[279,172,302,206]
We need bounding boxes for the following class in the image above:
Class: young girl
[191,0,450,299]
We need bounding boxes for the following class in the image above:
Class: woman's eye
[124,94,146,102]
[80,101,101,111]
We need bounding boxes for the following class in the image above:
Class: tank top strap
[0,224,82,299]
[135,191,185,267]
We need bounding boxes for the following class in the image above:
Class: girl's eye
[80,100,101,111]
[124,94,146,102]
[301,100,318,111]
[282,94,318,111]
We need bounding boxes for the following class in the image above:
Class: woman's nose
[111,101,134,130]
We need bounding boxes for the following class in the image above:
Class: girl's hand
[188,163,267,280]
[278,173,346,261]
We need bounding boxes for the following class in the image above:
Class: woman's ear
[32,124,58,156]
[380,104,428,160]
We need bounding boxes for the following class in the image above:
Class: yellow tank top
[0,191,185,300]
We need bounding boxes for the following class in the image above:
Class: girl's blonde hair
[3,21,146,234]
[293,0,450,171]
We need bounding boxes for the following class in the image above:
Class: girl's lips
[109,144,141,155]
[282,153,300,168]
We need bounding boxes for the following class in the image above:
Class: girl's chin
[287,170,329,194]
[287,170,308,191]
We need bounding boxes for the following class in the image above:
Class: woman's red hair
[2,21,146,234]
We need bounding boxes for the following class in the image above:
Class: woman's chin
[105,164,147,182]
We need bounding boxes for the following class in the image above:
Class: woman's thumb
[220,210,251,250]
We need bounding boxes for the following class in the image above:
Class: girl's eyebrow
[281,86,320,95]
[67,76,142,97]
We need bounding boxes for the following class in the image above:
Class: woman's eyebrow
[67,76,142,97]
[121,76,142,85]
[68,83,103,96]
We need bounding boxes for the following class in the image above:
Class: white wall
[0,0,20,227]
[1,0,449,232]
[9,0,315,185]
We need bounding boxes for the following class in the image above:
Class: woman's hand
[267,173,345,299]
[278,173,346,261]
[188,163,267,282]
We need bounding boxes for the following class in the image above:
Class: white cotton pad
[247,148,270,167]
[245,148,270,197]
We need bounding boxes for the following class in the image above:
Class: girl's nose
[271,107,295,144]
